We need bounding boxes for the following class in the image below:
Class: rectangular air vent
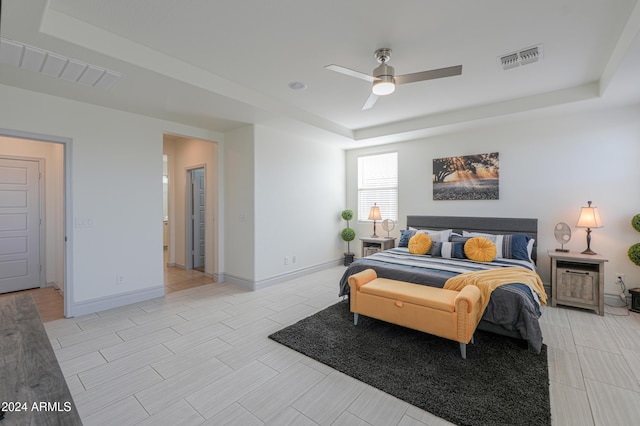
[0,36,122,90]
[498,44,543,70]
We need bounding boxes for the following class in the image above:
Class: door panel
[0,158,41,293]
[192,169,205,270]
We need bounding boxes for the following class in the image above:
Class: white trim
[604,293,631,308]
[222,259,343,291]
[221,273,254,290]
[254,259,343,290]
[68,285,165,317]
[0,128,73,318]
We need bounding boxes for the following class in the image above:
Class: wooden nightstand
[548,250,608,315]
[360,237,396,257]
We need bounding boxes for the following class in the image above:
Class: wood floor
[0,293,82,425]
[0,253,213,323]
[4,265,640,425]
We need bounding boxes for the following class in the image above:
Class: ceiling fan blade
[362,92,379,110]
[325,64,376,83]
[394,65,462,85]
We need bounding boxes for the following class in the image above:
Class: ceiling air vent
[498,44,543,70]
[0,36,123,90]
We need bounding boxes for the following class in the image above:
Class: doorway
[187,167,206,271]
[162,134,218,292]
[0,129,69,319]
[0,157,44,293]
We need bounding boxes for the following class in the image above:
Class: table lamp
[368,203,382,238]
[576,201,603,255]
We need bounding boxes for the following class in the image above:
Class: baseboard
[604,292,630,308]
[68,285,164,317]
[221,259,343,291]
[254,258,343,291]
[48,281,63,296]
[221,273,254,290]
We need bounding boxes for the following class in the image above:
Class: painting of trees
[432,152,499,200]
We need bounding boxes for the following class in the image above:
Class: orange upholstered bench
[348,269,483,359]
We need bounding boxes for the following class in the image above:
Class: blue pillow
[451,242,467,259]
[434,241,466,259]
[503,233,532,262]
[398,229,416,247]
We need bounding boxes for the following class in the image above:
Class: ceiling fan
[325,48,463,110]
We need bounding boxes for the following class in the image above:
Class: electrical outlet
[116,275,125,285]
[292,256,297,264]
[617,273,625,282]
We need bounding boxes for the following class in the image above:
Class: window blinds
[357,152,398,222]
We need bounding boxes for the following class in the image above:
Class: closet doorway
[186,166,206,271]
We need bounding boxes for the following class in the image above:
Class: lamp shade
[368,204,382,220]
[576,201,603,229]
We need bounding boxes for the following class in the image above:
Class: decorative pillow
[398,229,417,247]
[464,237,497,262]
[408,228,453,243]
[408,233,432,255]
[462,231,533,262]
[439,242,466,259]
[427,241,442,256]
[503,234,533,262]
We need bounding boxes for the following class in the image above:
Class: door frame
[0,128,73,317]
[0,155,46,291]
[185,164,206,271]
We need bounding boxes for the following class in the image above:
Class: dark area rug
[269,300,550,426]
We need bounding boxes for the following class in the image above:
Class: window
[357,152,398,222]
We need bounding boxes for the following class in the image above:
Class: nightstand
[548,250,608,315]
[360,237,396,257]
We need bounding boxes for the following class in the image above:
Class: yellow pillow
[464,237,497,262]
[408,233,432,254]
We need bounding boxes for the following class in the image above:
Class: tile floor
[7,265,640,425]
[0,250,213,323]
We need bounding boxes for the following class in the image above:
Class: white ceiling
[1,0,639,148]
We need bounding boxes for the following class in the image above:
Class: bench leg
[354,313,359,325]
[459,342,467,359]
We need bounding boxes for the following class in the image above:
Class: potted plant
[341,209,356,266]
[629,214,640,266]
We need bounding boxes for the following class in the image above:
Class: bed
[339,215,546,353]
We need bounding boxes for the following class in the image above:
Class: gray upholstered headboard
[406,215,538,263]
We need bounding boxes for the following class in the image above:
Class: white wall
[0,83,220,316]
[254,125,345,285]
[223,125,256,284]
[223,124,346,289]
[346,104,640,295]
[0,136,64,290]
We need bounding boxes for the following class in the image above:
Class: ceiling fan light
[372,78,395,96]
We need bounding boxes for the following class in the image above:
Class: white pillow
[410,228,453,243]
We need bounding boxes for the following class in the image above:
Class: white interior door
[191,168,205,270]
[0,158,42,293]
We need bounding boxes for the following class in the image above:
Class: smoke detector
[498,44,543,70]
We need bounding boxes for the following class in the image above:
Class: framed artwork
[432,152,499,200]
